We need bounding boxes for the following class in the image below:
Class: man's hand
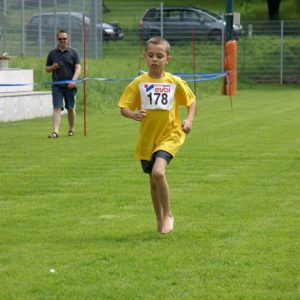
[52,63,60,71]
[68,81,76,89]
[46,63,60,73]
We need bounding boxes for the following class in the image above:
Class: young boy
[118,37,196,234]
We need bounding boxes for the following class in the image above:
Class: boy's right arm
[120,107,147,122]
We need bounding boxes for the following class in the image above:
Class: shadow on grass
[100,230,177,244]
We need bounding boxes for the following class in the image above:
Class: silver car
[26,12,124,43]
[139,6,242,42]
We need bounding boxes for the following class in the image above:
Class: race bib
[139,83,176,110]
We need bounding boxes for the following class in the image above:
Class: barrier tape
[177,72,227,82]
[0,72,227,87]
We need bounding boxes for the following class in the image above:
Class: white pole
[3,0,7,53]
[221,26,225,72]
[38,0,42,57]
[280,20,284,84]
[160,2,163,37]
[21,0,25,56]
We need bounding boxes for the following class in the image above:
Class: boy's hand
[120,108,146,121]
[181,119,192,134]
[133,110,147,121]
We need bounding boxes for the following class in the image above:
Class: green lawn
[0,84,299,299]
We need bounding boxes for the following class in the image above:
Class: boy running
[118,37,196,234]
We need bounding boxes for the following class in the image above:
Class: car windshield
[200,8,223,20]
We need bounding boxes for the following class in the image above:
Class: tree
[296,0,300,13]
[267,0,281,20]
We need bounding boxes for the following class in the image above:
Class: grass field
[0,83,299,299]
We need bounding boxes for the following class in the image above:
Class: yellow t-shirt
[118,72,196,160]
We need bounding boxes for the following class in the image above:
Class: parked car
[139,6,242,42]
[26,12,124,43]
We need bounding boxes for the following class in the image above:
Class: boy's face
[144,42,170,78]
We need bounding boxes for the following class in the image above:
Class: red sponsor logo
[154,86,170,93]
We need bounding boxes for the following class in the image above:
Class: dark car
[139,6,242,41]
[26,12,124,43]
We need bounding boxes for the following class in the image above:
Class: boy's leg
[149,175,163,231]
[151,157,174,234]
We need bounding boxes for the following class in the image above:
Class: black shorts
[140,150,173,174]
[52,85,77,111]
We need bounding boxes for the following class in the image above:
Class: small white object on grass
[49,268,55,273]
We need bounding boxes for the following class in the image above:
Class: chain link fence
[1,0,299,83]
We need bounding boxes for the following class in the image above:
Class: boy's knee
[151,169,165,181]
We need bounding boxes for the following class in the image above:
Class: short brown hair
[56,30,68,38]
[146,36,170,55]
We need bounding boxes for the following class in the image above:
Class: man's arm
[68,64,81,88]
[72,64,81,81]
[46,63,60,73]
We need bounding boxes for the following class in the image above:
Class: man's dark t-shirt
[46,47,80,86]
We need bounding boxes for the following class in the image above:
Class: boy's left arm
[181,100,196,134]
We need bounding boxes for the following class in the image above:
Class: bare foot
[160,216,174,234]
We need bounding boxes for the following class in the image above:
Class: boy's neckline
[147,72,166,80]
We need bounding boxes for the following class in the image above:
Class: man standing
[46,30,81,138]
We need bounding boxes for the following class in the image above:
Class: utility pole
[225,0,234,41]
[222,0,237,97]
